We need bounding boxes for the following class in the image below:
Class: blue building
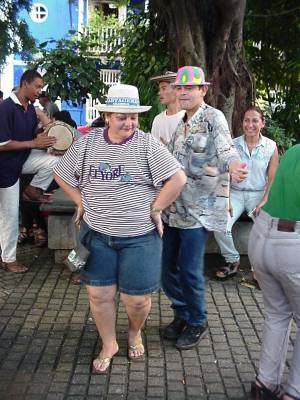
[0,0,145,125]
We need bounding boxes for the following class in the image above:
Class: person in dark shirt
[0,70,58,273]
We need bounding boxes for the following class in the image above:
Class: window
[30,3,48,23]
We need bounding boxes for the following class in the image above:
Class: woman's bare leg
[86,285,119,371]
[120,293,151,358]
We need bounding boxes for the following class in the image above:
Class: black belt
[277,219,296,232]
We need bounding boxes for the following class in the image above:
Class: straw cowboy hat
[150,71,177,83]
[96,84,151,113]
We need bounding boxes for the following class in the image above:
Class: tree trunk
[149,0,253,136]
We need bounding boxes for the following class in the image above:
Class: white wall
[0,56,14,98]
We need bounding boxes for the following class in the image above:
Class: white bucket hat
[96,84,151,114]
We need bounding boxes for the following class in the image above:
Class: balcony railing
[83,26,123,55]
[86,97,101,123]
[99,68,121,85]
[86,69,121,123]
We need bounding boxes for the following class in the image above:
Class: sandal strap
[94,357,111,364]
[255,377,283,399]
[34,229,47,246]
[128,343,144,351]
[1,261,28,273]
[128,341,145,359]
[216,263,238,279]
[218,266,232,273]
[92,356,112,373]
[219,263,239,272]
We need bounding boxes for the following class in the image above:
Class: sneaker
[176,322,208,349]
[161,318,186,340]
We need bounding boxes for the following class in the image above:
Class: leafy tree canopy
[88,5,121,30]
[9,0,297,143]
[244,0,300,141]
[0,0,36,65]
[110,9,169,130]
[32,6,126,106]
[113,0,299,142]
[32,34,106,106]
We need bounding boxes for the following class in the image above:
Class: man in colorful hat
[161,66,248,349]
[150,71,185,145]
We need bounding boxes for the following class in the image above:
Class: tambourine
[45,121,74,156]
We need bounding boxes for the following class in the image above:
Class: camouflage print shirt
[163,103,240,233]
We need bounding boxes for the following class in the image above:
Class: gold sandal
[128,341,145,360]
[92,356,112,374]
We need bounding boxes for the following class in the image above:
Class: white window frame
[30,3,48,24]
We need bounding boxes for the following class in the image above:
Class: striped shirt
[54,128,181,237]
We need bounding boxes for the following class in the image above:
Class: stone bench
[206,218,253,255]
[41,189,253,262]
[40,189,76,263]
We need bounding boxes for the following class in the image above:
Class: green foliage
[88,6,121,31]
[244,1,300,142]
[86,6,122,56]
[110,0,130,7]
[0,0,36,65]
[263,108,295,155]
[110,11,170,131]
[31,34,106,106]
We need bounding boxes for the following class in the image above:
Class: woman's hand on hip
[75,205,84,225]
[151,211,164,238]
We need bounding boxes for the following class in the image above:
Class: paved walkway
[0,246,295,400]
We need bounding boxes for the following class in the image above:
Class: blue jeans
[162,224,208,327]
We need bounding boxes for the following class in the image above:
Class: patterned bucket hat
[172,66,211,86]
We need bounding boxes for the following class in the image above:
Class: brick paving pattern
[0,246,296,400]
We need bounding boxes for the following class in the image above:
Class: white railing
[84,26,123,55]
[86,69,121,123]
[86,97,101,123]
[99,68,121,85]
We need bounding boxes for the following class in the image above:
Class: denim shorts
[79,221,162,295]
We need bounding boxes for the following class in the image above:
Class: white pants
[214,189,264,263]
[248,211,300,398]
[0,150,59,263]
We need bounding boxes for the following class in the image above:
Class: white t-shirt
[54,128,181,237]
[151,110,185,145]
